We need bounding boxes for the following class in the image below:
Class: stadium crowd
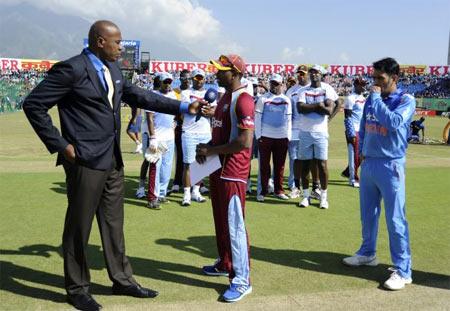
[0,68,45,112]
[134,70,450,98]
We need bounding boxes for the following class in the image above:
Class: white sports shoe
[310,188,321,200]
[275,193,289,200]
[299,197,310,207]
[320,198,329,209]
[289,187,301,199]
[342,255,379,267]
[191,192,206,203]
[319,191,329,209]
[256,194,265,202]
[135,186,146,199]
[350,181,360,188]
[181,196,191,207]
[383,270,412,290]
[135,143,143,154]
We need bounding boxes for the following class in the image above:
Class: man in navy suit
[23,20,200,311]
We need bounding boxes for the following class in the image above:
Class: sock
[135,140,141,145]
[321,189,327,200]
[183,187,191,200]
[192,185,200,195]
[138,179,146,188]
[303,189,310,198]
[312,182,320,190]
[184,187,191,199]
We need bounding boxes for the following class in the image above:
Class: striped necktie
[103,65,114,108]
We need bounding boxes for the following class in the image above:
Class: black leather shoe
[66,293,102,311]
[112,283,159,298]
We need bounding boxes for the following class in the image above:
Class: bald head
[88,20,119,48]
[87,20,123,62]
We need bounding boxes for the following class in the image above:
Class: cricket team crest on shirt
[366,112,378,122]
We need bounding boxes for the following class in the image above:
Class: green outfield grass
[1,110,449,310]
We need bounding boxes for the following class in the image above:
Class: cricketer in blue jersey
[342,58,416,291]
[408,117,425,143]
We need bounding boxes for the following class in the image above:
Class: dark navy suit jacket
[23,51,181,170]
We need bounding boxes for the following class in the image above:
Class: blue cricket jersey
[359,89,416,159]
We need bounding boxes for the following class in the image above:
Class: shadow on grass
[49,175,355,208]
[1,260,67,303]
[50,182,66,195]
[327,179,355,187]
[244,196,327,209]
[48,176,167,208]
[247,197,294,206]
[122,175,208,207]
[0,244,112,303]
[0,243,224,302]
[155,235,450,291]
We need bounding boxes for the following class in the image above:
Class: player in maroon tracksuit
[196,54,254,302]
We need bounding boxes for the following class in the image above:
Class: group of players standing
[127,68,219,209]
[126,56,415,298]
[125,63,366,211]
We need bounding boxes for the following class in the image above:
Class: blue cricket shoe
[222,283,252,302]
[202,265,229,277]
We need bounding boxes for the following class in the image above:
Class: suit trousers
[62,155,136,295]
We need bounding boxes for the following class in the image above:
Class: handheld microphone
[195,88,218,122]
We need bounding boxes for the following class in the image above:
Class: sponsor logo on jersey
[365,123,387,136]
[211,117,223,128]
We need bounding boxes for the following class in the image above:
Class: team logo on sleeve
[241,116,254,127]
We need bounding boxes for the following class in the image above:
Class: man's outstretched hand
[188,99,207,115]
